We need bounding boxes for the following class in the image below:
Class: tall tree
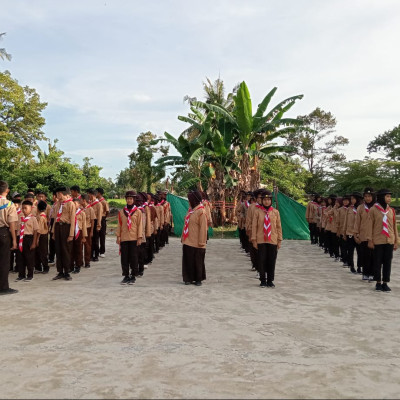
[284,107,348,193]
[0,33,12,61]
[367,124,400,161]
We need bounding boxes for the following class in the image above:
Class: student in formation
[154,194,165,251]
[146,193,158,262]
[24,192,36,215]
[323,195,335,255]
[245,190,259,272]
[181,190,208,286]
[306,193,319,245]
[136,193,148,277]
[35,191,51,219]
[81,194,95,269]
[201,191,212,241]
[328,197,342,261]
[96,187,109,258]
[338,194,351,266]
[35,200,49,274]
[87,189,102,262]
[139,192,153,268]
[251,189,282,288]
[10,197,22,273]
[116,191,143,285]
[15,200,39,282]
[71,198,87,274]
[343,192,363,274]
[159,190,171,246]
[235,191,246,250]
[70,185,81,200]
[318,197,328,250]
[354,187,375,282]
[48,191,58,265]
[0,181,19,295]
[52,187,76,281]
[367,189,398,292]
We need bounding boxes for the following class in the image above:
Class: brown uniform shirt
[75,209,88,237]
[163,201,171,225]
[100,198,110,218]
[203,200,212,226]
[0,197,18,228]
[144,206,152,238]
[91,200,103,223]
[344,206,358,236]
[366,205,399,245]
[245,203,256,234]
[180,204,208,249]
[52,199,76,237]
[324,206,333,231]
[337,207,349,236]
[116,208,143,242]
[155,205,165,228]
[354,204,372,242]
[83,207,95,230]
[36,213,49,235]
[328,207,340,234]
[18,215,39,236]
[235,201,245,229]
[251,206,283,245]
[306,202,318,223]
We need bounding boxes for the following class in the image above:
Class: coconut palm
[0,33,12,61]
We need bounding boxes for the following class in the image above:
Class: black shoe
[24,276,34,282]
[0,288,18,295]
[85,264,90,268]
[194,281,202,286]
[128,277,136,285]
[350,267,357,274]
[120,276,130,285]
[34,269,42,274]
[375,283,383,291]
[184,282,191,285]
[267,281,275,288]
[381,283,391,292]
[93,257,99,262]
[343,262,349,267]
[42,269,49,274]
[357,268,362,274]
[15,276,25,282]
[72,268,80,274]
[260,281,267,288]
[52,273,64,280]
[64,274,72,281]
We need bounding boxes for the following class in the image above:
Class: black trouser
[373,244,393,282]
[359,241,374,276]
[91,219,100,259]
[49,219,55,262]
[319,228,325,247]
[257,243,278,283]
[239,228,245,248]
[329,232,340,258]
[54,223,73,275]
[159,226,165,248]
[323,229,330,251]
[155,229,160,253]
[36,234,49,271]
[242,229,249,253]
[163,223,170,245]
[345,236,358,268]
[16,235,35,278]
[99,217,106,255]
[339,236,346,262]
[120,240,138,278]
[10,236,18,271]
[138,242,146,274]
[309,223,317,244]
[182,244,206,283]
[146,236,154,264]
[250,245,258,271]
[0,226,11,291]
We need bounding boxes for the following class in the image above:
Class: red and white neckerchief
[374,203,390,238]
[56,199,72,222]
[74,208,83,239]
[99,197,105,203]
[121,206,138,230]
[245,201,250,209]
[89,199,100,207]
[148,201,154,207]
[256,204,273,241]
[75,195,82,200]
[159,199,165,206]
[364,204,370,213]
[182,205,204,240]
[17,209,22,215]
[19,214,33,252]
[351,206,357,214]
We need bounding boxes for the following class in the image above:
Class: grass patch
[109,199,126,209]
[211,225,238,239]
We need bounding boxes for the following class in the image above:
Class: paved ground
[1,236,400,399]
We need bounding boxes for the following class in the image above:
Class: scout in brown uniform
[154,194,165,253]
[367,189,399,292]
[52,187,76,281]
[181,190,208,286]
[136,193,148,276]
[338,195,350,266]
[96,187,109,258]
[81,195,95,268]
[158,190,171,246]
[15,200,39,282]
[325,195,337,257]
[0,181,18,295]
[343,192,363,274]
[354,187,375,281]
[35,200,49,274]
[235,191,246,250]
[10,197,22,273]
[87,189,102,262]
[139,192,153,267]
[48,191,58,265]
[245,190,259,272]
[318,198,327,250]
[146,193,158,262]
[330,197,342,261]
[305,194,319,245]
[251,189,282,288]
[71,198,88,274]
[116,191,143,285]
[35,191,51,219]
[70,185,81,200]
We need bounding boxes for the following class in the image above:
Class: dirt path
[1,236,400,399]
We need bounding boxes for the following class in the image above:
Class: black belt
[23,234,33,237]
[0,226,9,231]
[57,222,71,226]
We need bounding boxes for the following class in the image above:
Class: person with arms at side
[81,194,95,269]
[87,189,102,262]
[71,198,87,274]
[96,187,109,258]
[35,200,49,274]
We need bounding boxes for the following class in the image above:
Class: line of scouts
[0,181,110,295]
[236,189,283,288]
[116,190,173,285]
[306,187,398,292]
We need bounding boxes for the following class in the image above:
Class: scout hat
[376,188,392,196]
[259,189,273,199]
[124,190,137,199]
[350,191,363,199]
[363,187,375,195]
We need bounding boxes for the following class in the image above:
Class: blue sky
[2,0,400,179]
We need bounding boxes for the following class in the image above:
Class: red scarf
[351,206,357,214]
[19,214,33,252]
[364,204,370,213]
[256,204,273,241]
[182,205,204,240]
[121,206,137,230]
[56,199,72,222]
[99,197,105,202]
[89,199,100,207]
[74,208,83,239]
[159,199,165,206]
[17,209,22,215]
[374,203,391,238]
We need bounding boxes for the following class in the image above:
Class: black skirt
[182,244,206,283]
